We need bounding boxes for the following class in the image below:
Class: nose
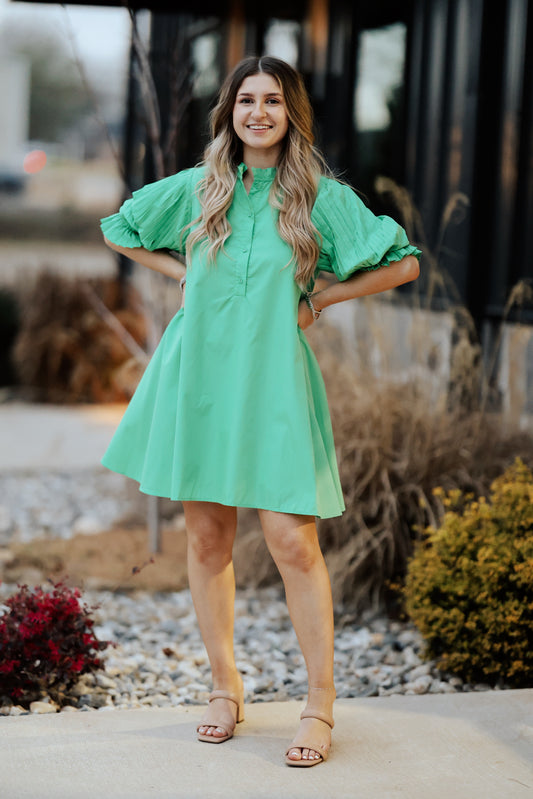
[250,102,267,119]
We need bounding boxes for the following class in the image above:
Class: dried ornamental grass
[402,459,533,687]
[12,271,148,402]
[305,322,533,614]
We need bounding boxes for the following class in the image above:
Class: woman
[101,55,420,767]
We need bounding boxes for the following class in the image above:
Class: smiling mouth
[247,125,272,130]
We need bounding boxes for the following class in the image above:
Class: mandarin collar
[237,162,277,182]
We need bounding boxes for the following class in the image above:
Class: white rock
[430,680,457,694]
[105,666,124,678]
[176,662,203,680]
[396,628,419,645]
[379,684,404,697]
[10,705,28,716]
[148,693,171,706]
[96,674,117,690]
[402,646,422,668]
[338,629,372,651]
[70,681,95,698]
[448,676,464,688]
[363,649,385,666]
[236,660,258,675]
[93,624,114,641]
[72,515,104,537]
[179,681,207,692]
[383,650,405,666]
[30,700,58,714]
[406,663,432,680]
[406,675,433,695]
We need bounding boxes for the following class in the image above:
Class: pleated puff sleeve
[100,168,199,255]
[312,177,422,281]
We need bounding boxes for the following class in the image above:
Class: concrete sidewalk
[0,401,126,472]
[1,691,532,799]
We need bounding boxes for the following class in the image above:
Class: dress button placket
[235,203,253,296]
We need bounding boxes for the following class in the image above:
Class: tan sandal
[285,708,334,767]
[197,690,245,744]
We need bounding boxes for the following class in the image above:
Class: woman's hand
[297,297,316,330]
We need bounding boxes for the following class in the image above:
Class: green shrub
[403,458,533,687]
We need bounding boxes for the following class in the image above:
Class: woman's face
[232,73,289,165]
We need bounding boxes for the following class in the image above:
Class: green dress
[100,163,421,518]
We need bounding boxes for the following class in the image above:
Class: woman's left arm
[298,255,419,329]
[314,254,419,310]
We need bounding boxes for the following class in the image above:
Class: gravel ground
[0,468,143,545]
[0,468,509,716]
[0,583,506,717]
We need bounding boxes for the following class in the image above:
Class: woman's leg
[258,509,336,763]
[182,500,242,740]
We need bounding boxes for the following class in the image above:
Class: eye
[238,97,253,104]
[266,98,281,104]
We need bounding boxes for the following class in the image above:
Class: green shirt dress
[100,163,421,519]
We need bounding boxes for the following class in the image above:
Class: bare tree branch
[60,3,126,184]
[82,283,149,364]
[128,8,165,180]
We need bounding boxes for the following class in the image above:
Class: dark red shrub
[0,580,112,706]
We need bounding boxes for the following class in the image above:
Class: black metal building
[23,0,533,332]
[407,0,533,333]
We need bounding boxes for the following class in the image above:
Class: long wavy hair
[186,55,332,289]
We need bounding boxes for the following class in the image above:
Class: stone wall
[324,296,533,432]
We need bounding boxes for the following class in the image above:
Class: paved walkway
[0,402,532,797]
[2,691,532,798]
[0,401,126,472]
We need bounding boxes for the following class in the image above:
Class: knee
[186,513,235,566]
[268,528,321,574]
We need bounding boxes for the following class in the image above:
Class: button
[237,277,243,284]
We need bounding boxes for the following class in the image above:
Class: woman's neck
[241,144,281,170]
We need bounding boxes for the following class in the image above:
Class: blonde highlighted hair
[186,55,332,289]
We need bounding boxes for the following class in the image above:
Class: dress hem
[101,461,345,520]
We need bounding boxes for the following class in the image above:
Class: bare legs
[183,500,242,740]
[183,501,335,760]
[258,509,335,763]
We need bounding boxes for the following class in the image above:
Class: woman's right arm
[104,236,186,282]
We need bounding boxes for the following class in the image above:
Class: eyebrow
[237,91,283,97]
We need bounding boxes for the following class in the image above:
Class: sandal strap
[300,709,335,729]
[208,690,241,708]
[197,690,244,735]
[286,734,330,762]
